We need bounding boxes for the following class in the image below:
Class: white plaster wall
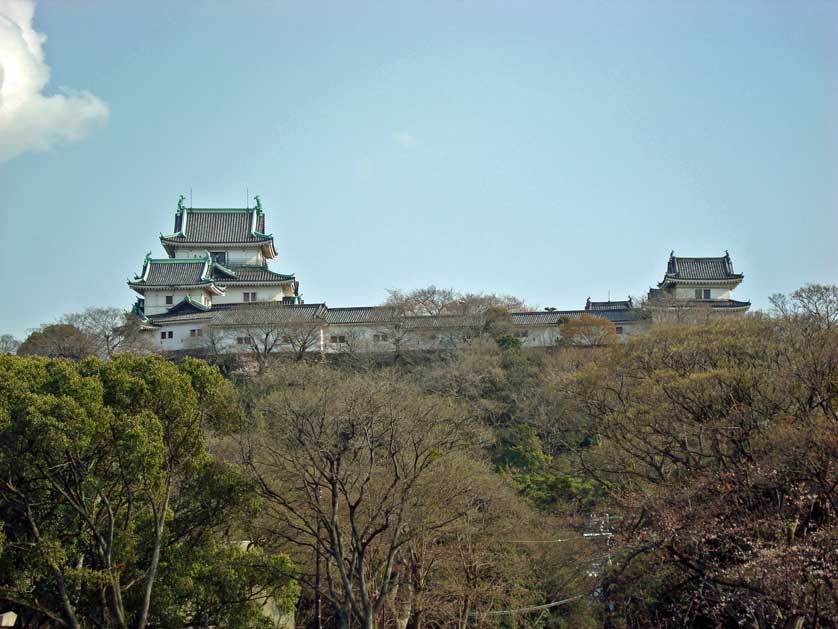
[615,320,651,339]
[518,327,561,348]
[143,289,212,315]
[321,326,468,353]
[209,325,327,355]
[173,247,263,266]
[674,286,731,300]
[322,325,382,353]
[146,318,656,355]
[212,285,292,305]
[155,321,209,350]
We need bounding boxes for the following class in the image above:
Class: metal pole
[315,486,323,629]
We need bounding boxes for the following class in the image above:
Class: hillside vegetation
[1,285,836,628]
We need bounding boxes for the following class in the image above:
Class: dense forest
[1,284,836,628]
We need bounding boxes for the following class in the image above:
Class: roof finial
[178,195,186,212]
[254,195,262,213]
[669,249,675,258]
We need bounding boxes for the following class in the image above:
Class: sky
[0,0,835,339]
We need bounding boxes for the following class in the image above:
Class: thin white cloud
[355,157,374,181]
[0,0,109,162]
[393,131,417,149]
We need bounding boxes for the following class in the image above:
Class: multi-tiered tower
[129,196,300,318]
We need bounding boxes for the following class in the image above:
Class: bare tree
[284,322,322,360]
[384,286,529,318]
[240,321,322,370]
[559,314,618,347]
[770,283,838,329]
[17,323,98,360]
[384,286,458,317]
[0,333,20,354]
[246,366,475,629]
[62,307,131,358]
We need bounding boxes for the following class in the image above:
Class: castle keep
[130,198,750,353]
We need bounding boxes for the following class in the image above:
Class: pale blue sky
[1,1,835,338]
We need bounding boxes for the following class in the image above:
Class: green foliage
[492,425,604,512]
[513,471,604,512]
[493,424,549,472]
[0,354,296,628]
[152,542,299,629]
[495,334,523,351]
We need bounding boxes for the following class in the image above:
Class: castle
[129,197,750,353]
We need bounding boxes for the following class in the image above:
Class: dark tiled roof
[150,302,327,325]
[211,265,295,283]
[511,311,564,325]
[511,309,646,325]
[403,315,473,329]
[210,303,326,325]
[652,299,751,310]
[166,210,271,244]
[585,299,633,311]
[323,307,400,324]
[148,303,650,329]
[662,253,743,282]
[131,260,211,287]
[712,299,751,309]
[594,309,649,322]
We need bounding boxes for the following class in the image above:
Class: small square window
[165,295,173,305]
[615,326,624,334]
[281,335,292,343]
[330,335,338,343]
[703,289,711,299]
[694,289,702,300]
[160,332,166,340]
[167,331,173,339]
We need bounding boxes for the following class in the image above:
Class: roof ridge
[185,207,253,212]
[328,305,392,311]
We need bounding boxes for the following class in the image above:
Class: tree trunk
[389,579,413,629]
[134,480,172,629]
[782,615,805,629]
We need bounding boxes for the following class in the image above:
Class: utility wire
[470,595,583,617]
